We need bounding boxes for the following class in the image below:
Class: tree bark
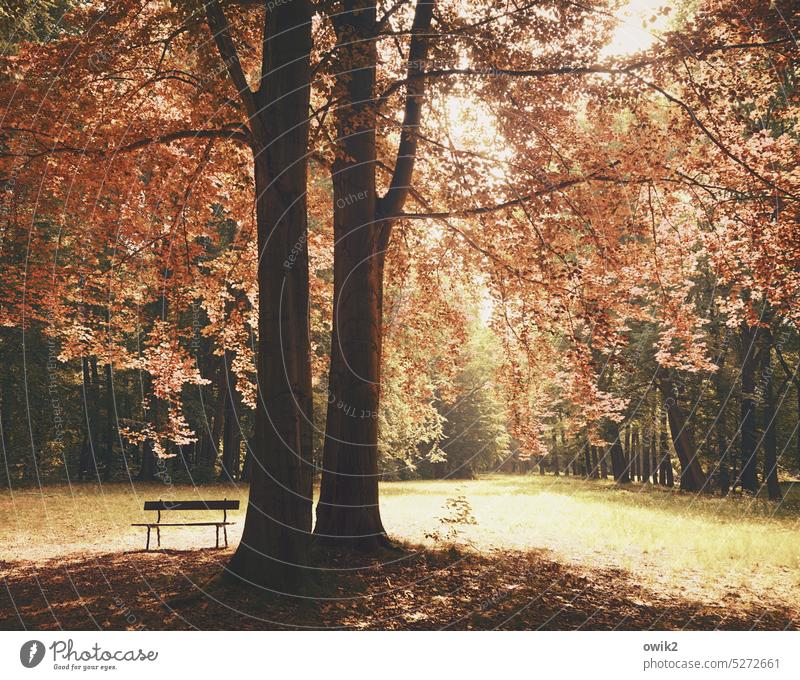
[222,0,315,591]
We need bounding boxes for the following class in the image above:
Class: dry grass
[2,474,799,614]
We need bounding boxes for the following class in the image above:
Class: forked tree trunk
[224,0,315,591]
[315,0,435,550]
[657,371,707,491]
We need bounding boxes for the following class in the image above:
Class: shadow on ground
[1,546,797,631]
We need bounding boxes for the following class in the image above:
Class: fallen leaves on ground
[1,545,797,631]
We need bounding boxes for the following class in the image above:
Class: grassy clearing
[2,474,799,610]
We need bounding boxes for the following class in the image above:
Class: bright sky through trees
[603,0,673,57]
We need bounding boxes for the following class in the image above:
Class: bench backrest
[143,500,240,511]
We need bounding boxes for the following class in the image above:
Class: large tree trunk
[315,1,386,548]
[225,0,315,591]
[315,0,435,550]
[657,371,707,491]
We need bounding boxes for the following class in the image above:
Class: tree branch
[377,0,435,223]
[204,0,258,122]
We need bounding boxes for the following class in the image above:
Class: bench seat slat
[131,522,236,527]
[143,500,239,511]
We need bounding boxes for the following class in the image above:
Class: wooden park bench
[132,499,239,550]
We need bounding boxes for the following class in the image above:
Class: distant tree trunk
[610,424,629,483]
[583,445,592,478]
[600,446,608,479]
[551,431,560,476]
[642,429,651,483]
[220,351,241,482]
[198,360,225,471]
[591,446,599,478]
[240,445,252,482]
[137,370,158,482]
[79,357,99,481]
[657,406,673,487]
[797,387,800,472]
[103,363,115,480]
[739,323,759,493]
[664,452,674,487]
[632,428,641,481]
[761,338,781,500]
[657,371,707,491]
[716,404,730,496]
[624,426,631,479]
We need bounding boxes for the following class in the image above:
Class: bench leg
[156,526,161,548]
[146,526,150,551]
[223,524,228,548]
[215,525,220,549]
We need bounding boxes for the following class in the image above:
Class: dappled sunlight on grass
[381,475,800,607]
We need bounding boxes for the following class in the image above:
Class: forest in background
[1,0,799,594]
